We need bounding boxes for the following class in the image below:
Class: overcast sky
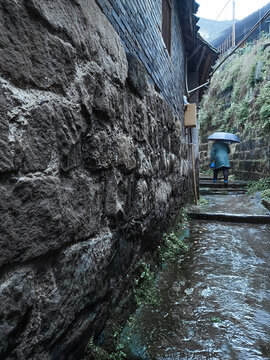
[196,0,270,21]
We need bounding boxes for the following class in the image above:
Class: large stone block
[105,169,126,220]
[115,134,136,171]
[126,52,148,99]
[135,179,150,216]
[0,233,134,359]
[82,130,114,170]
[136,148,154,177]
[81,0,128,84]
[36,234,116,351]
[52,103,88,171]
[14,104,57,173]
[153,179,172,214]
[92,78,118,119]
[0,1,76,91]
[0,176,103,267]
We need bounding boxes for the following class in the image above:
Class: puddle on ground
[120,218,270,359]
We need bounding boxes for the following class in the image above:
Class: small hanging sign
[184,103,197,128]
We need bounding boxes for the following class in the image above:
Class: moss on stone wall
[199,35,270,179]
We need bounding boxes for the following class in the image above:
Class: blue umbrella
[208,132,240,143]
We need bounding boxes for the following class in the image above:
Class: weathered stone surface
[115,134,136,171]
[0,87,14,173]
[15,105,57,173]
[137,148,154,177]
[135,179,150,216]
[53,103,87,171]
[35,233,117,358]
[0,1,76,91]
[0,233,135,360]
[105,169,127,220]
[0,0,192,358]
[0,268,35,357]
[126,52,148,98]
[0,176,103,267]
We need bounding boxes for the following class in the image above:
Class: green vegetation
[261,189,270,198]
[199,36,270,139]
[159,209,190,261]
[255,82,270,131]
[109,212,191,359]
[247,177,270,198]
[197,196,209,207]
[84,336,110,360]
[109,343,127,360]
[134,212,190,307]
[199,35,270,177]
[199,165,212,175]
[161,230,189,260]
[211,317,222,324]
[133,260,160,307]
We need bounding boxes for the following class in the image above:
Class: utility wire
[210,8,270,76]
[199,0,232,40]
[215,0,232,21]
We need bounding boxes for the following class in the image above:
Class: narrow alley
[119,180,270,359]
[1,1,269,358]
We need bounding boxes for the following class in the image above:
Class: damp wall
[0,0,193,358]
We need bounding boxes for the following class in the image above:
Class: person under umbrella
[209,140,231,185]
[208,132,240,185]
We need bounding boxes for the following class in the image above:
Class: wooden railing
[218,34,233,56]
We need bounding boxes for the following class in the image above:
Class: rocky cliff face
[0,0,192,359]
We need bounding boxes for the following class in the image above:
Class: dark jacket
[210,141,230,169]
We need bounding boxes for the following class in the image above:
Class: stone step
[200,189,246,195]
[262,199,270,211]
[199,174,248,183]
[199,176,214,180]
[188,211,270,224]
[199,181,247,189]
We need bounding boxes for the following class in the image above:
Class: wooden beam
[188,44,202,61]
[196,46,206,72]
[200,52,212,84]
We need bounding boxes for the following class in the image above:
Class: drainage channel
[117,182,270,359]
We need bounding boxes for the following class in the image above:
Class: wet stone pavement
[120,193,270,359]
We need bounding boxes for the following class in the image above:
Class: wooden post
[189,129,198,205]
[232,0,236,47]
[191,143,198,205]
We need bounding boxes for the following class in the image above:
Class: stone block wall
[0,0,192,359]
[231,136,270,180]
[95,0,186,117]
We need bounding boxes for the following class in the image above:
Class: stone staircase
[187,175,270,224]
[199,175,248,195]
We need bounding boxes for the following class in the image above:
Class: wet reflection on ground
[121,208,270,359]
[194,194,270,215]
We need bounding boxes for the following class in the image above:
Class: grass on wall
[199,35,270,139]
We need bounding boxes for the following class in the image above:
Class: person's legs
[213,169,219,182]
[223,167,229,184]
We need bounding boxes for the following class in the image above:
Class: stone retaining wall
[0,0,192,358]
[231,137,270,179]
